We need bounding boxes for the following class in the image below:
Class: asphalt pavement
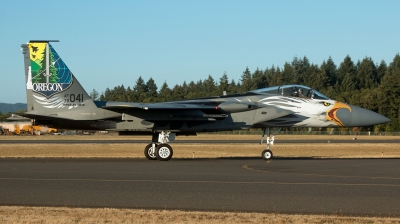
[0,158,399,216]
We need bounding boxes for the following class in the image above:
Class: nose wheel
[262,149,273,160]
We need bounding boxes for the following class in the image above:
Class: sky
[1,0,400,103]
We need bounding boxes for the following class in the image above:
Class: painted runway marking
[1,177,400,187]
[242,164,400,180]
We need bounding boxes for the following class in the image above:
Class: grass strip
[1,206,400,224]
[0,143,399,158]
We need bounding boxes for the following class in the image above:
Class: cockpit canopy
[250,84,330,100]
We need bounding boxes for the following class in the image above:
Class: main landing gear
[144,131,175,161]
[260,127,278,160]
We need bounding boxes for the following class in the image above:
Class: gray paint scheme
[19,42,391,134]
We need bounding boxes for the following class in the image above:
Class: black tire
[155,144,173,161]
[261,149,273,160]
[144,144,157,160]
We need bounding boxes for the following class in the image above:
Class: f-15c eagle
[19,40,391,161]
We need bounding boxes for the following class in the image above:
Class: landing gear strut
[143,131,175,161]
[260,128,274,160]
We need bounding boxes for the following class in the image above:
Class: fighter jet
[19,40,391,161]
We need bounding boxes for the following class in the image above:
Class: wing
[102,99,295,123]
[102,101,221,111]
[102,101,229,121]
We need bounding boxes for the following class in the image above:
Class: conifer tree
[252,68,267,89]
[378,54,400,131]
[218,72,229,94]
[34,45,59,84]
[159,81,171,101]
[145,78,158,102]
[356,57,377,89]
[240,67,252,92]
[281,62,294,84]
[89,89,99,100]
[203,75,217,95]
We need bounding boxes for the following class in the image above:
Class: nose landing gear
[260,127,279,160]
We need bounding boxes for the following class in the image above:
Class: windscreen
[251,85,330,100]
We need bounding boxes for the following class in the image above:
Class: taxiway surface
[0,158,399,215]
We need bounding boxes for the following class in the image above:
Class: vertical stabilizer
[21,41,97,119]
[21,43,33,111]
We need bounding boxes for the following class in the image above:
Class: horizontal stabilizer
[14,112,74,121]
[7,114,31,121]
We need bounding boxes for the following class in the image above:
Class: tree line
[0,103,27,114]
[0,103,27,121]
[93,54,400,132]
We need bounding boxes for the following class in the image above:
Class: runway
[1,158,399,216]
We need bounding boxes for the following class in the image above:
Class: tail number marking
[64,94,84,103]
[69,94,83,103]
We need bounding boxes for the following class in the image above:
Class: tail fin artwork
[21,40,98,120]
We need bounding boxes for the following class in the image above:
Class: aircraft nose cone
[336,105,391,126]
